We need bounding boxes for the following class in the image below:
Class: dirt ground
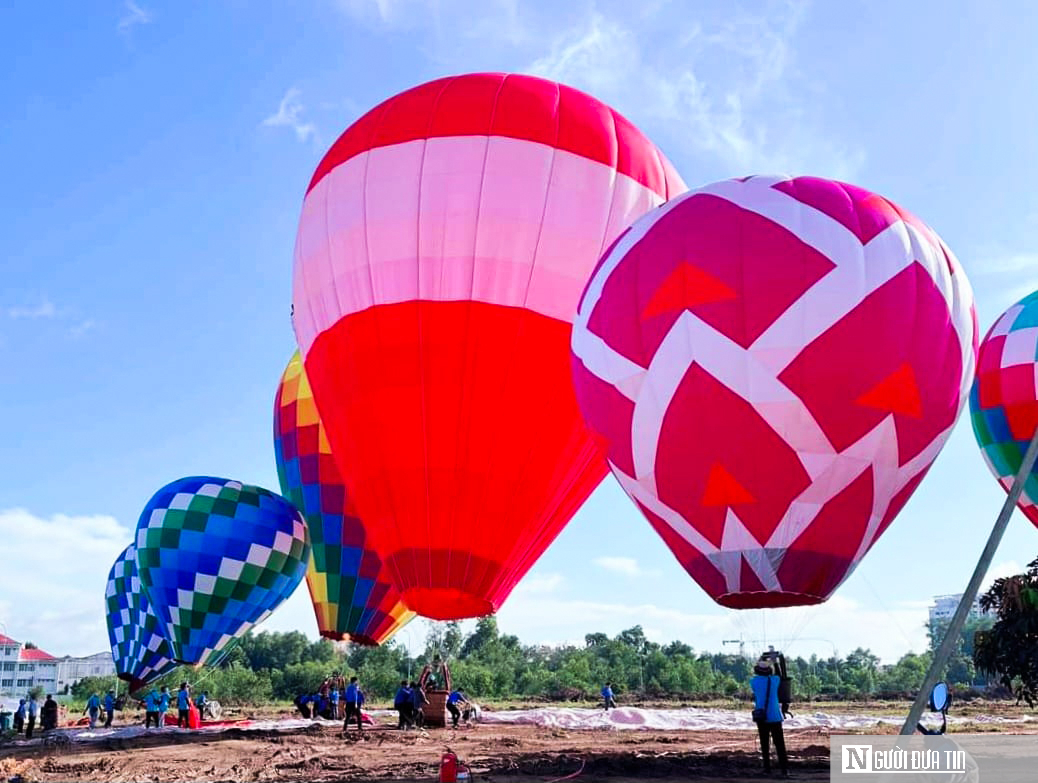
[0,722,832,782]
[2,700,1034,782]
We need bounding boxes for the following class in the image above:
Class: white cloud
[0,509,134,657]
[974,251,1038,312]
[982,559,1025,592]
[7,299,56,319]
[513,572,566,595]
[70,319,95,338]
[117,0,152,33]
[523,2,863,179]
[496,591,929,664]
[593,556,648,577]
[262,88,316,143]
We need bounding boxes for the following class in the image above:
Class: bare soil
[0,722,832,782]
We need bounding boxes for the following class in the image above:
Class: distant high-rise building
[928,594,993,625]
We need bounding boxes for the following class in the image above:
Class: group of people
[10,693,59,738]
[392,680,429,728]
[139,682,209,729]
[293,675,367,731]
[83,689,119,728]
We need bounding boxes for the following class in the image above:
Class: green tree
[974,557,1038,705]
[70,675,120,701]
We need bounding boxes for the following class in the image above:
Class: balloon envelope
[134,476,310,665]
[105,544,177,691]
[274,352,414,645]
[970,290,1038,525]
[292,72,686,619]
[571,175,977,608]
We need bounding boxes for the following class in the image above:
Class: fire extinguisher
[439,751,458,783]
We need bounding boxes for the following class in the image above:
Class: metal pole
[899,425,1038,735]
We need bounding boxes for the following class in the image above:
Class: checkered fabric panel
[970,290,1038,527]
[274,352,414,645]
[105,544,177,689]
[134,476,311,665]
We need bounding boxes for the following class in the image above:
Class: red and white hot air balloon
[292,72,686,620]
[571,175,977,609]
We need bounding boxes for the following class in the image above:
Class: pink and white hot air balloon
[292,73,686,620]
[571,175,978,609]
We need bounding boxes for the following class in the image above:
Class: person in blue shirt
[342,676,363,731]
[410,681,427,729]
[393,680,411,729]
[144,688,159,729]
[85,692,101,728]
[176,683,192,728]
[195,691,209,716]
[14,699,26,734]
[26,695,39,738]
[329,684,341,720]
[446,688,468,729]
[750,658,788,777]
[601,683,616,710]
[103,689,116,728]
[157,686,171,729]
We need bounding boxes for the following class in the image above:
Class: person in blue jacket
[601,682,616,710]
[342,676,363,731]
[446,688,468,728]
[144,688,159,728]
[329,684,341,720]
[85,692,101,728]
[157,686,171,729]
[394,680,411,729]
[103,689,116,728]
[750,657,788,777]
[176,683,192,728]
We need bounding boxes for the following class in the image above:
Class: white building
[0,633,58,696]
[928,594,993,625]
[56,652,116,692]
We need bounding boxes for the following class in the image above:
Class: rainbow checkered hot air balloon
[274,352,414,645]
[970,290,1038,525]
[105,544,177,692]
[134,477,310,665]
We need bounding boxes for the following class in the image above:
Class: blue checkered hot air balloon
[105,544,178,692]
[134,476,311,666]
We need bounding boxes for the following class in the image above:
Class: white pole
[899,426,1038,735]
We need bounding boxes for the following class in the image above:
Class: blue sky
[2,0,1037,663]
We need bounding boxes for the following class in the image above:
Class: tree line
[68,612,994,708]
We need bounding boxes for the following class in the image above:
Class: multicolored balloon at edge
[133,476,310,666]
[274,352,414,646]
[571,174,978,609]
[970,289,1038,525]
[105,544,178,692]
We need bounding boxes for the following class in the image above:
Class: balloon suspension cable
[899,424,1038,735]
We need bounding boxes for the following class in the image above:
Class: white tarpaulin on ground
[477,706,1037,731]
[2,706,1033,746]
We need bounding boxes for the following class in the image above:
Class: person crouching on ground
[343,676,363,731]
[177,682,191,728]
[601,682,616,710]
[750,658,789,777]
